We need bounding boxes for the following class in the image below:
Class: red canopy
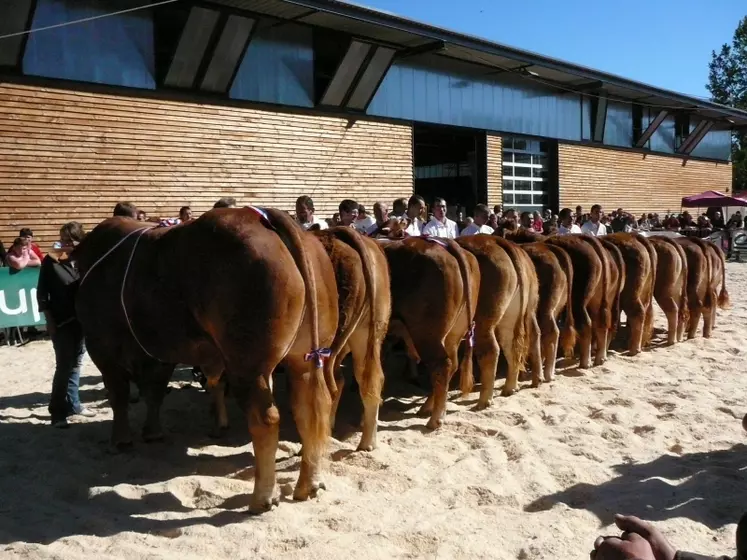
[681,190,747,208]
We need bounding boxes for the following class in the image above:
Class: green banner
[0,267,46,328]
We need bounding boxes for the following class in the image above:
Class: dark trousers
[48,321,86,421]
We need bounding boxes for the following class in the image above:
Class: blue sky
[345,0,744,98]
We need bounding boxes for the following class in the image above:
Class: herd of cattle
[71,206,729,513]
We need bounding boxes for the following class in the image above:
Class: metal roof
[208,0,747,129]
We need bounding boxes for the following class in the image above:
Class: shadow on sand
[525,444,747,529]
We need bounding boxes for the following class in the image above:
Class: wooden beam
[635,110,668,148]
[677,120,714,155]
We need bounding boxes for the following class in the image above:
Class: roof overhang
[208,0,747,129]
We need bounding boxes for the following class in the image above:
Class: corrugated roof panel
[209,0,312,19]
[300,11,426,46]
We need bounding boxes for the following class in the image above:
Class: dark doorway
[413,124,486,219]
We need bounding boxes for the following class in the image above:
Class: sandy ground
[2,264,747,560]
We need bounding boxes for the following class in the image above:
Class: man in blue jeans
[37,221,95,428]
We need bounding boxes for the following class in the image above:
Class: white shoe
[74,408,96,418]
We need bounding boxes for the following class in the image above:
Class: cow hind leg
[497,323,523,397]
[591,322,608,367]
[474,329,500,410]
[416,341,454,429]
[206,372,229,439]
[87,342,133,451]
[328,350,348,435]
[527,315,543,388]
[285,357,331,502]
[141,361,175,442]
[703,304,715,338]
[540,319,560,383]
[658,297,678,346]
[348,330,383,452]
[626,302,646,356]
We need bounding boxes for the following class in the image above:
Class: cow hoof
[294,481,326,501]
[356,441,375,452]
[500,388,518,397]
[425,417,443,430]
[474,399,492,411]
[248,495,280,515]
[544,375,555,384]
[209,425,229,439]
[416,403,433,417]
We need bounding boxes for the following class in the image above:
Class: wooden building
[1,0,746,242]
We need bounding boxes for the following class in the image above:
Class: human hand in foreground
[591,531,657,560]
[613,515,677,560]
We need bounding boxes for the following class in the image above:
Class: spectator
[575,205,585,225]
[712,210,726,230]
[488,213,499,230]
[296,195,328,231]
[638,213,651,231]
[610,208,627,233]
[581,204,607,236]
[390,198,407,219]
[532,211,544,232]
[456,210,467,232]
[366,201,391,237]
[327,212,342,228]
[493,204,503,216]
[460,204,494,236]
[422,197,459,238]
[544,214,559,235]
[113,201,138,218]
[213,197,237,209]
[543,208,552,221]
[354,204,375,232]
[339,199,359,228]
[558,208,582,234]
[37,221,95,429]
[19,228,44,260]
[6,237,42,270]
[137,210,147,221]
[179,206,193,223]
[727,211,744,229]
[0,239,6,266]
[519,211,536,232]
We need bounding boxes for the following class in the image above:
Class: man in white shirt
[339,199,359,228]
[581,204,607,236]
[422,197,459,239]
[389,198,407,220]
[354,204,376,233]
[295,195,328,231]
[557,208,582,234]
[365,201,391,237]
[403,194,426,236]
[460,204,494,236]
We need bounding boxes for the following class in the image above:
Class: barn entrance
[412,124,487,220]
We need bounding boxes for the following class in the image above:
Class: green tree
[707,16,747,192]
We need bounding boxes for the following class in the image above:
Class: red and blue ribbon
[304,347,332,368]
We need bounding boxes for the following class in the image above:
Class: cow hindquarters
[347,324,384,451]
[85,338,133,450]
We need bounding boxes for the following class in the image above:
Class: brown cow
[601,233,655,355]
[544,235,609,368]
[676,237,715,338]
[383,237,479,429]
[574,235,616,363]
[634,234,659,346]
[312,227,391,451]
[73,208,337,513]
[505,236,576,382]
[598,238,625,348]
[456,235,541,405]
[648,236,689,345]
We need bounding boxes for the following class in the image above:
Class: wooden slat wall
[558,143,733,216]
[486,134,502,208]
[0,84,414,244]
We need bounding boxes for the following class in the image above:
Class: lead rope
[120,228,158,360]
[79,226,152,287]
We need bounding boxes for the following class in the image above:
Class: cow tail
[546,244,577,358]
[635,234,658,346]
[667,237,690,334]
[493,237,529,372]
[329,227,384,403]
[600,239,624,342]
[689,237,715,310]
[716,244,730,309]
[444,240,477,396]
[262,208,331,455]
